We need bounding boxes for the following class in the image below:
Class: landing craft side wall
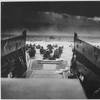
[1,32,26,57]
[1,31,27,78]
[74,33,100,76]
[72,33,100,98]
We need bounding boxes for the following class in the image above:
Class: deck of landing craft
[1,59,86,99]
[1,78,86,99]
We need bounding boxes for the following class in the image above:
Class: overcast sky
[1,1,100,17]
[1,1,100,33]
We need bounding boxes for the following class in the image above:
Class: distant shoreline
[27,35,100,42]
[1,34,100,42]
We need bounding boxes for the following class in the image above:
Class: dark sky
[1,1,100,17]
[1,1,100,32]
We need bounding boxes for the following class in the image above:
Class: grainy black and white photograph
[1,1,100,99]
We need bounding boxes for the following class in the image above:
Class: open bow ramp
[1,78,86,99]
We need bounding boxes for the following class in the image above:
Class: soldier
[53,49,59,59]
[40,46,44,55]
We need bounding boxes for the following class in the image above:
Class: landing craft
[1,31,100,99]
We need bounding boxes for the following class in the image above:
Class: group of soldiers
[25,44,36,58]
[40,44,63,60]
[25,43,63,60]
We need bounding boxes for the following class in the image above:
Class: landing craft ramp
[1,55,86,99]
[27,60,65,78]
[1,31,87,99]
[26,59,67,78]
[1,78,86,99]
[30,70,63,78]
